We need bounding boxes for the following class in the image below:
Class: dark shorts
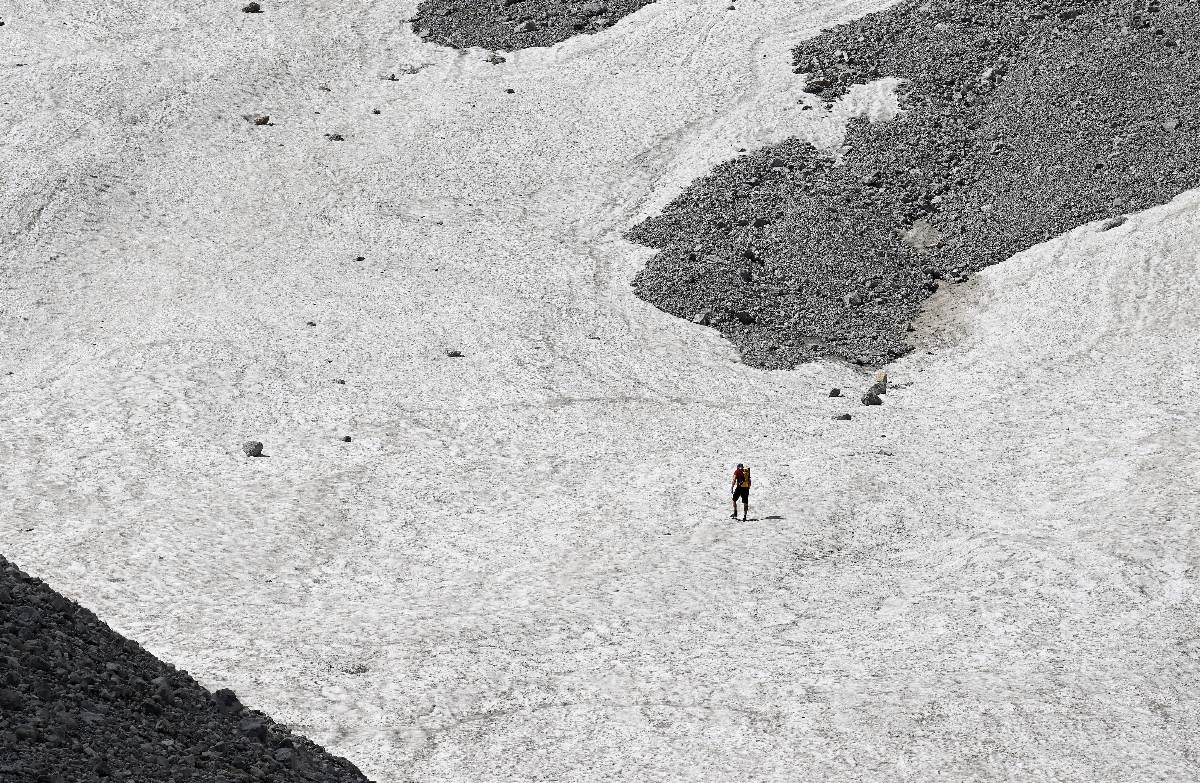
[733,486,750,503]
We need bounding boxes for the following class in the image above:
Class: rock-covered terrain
[413,0,655,51]
[630,0,1200,369]
[0,556,371,783]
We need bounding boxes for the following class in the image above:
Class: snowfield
[3,0,1199,780]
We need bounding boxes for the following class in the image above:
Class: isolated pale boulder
[902,218,944,250]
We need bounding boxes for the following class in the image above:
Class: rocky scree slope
[413,0,655,51]
[0,556,372,783]
[629,0,1200,369]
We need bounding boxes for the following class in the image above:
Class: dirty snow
[2,0,1199,780]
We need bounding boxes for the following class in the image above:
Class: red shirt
[733,468,751,487]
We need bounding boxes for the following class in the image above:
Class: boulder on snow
[832,413,852,420]
[828,387,841,397]
[872,369,888,394]
[861,391,882,406]
[242,441,264,457]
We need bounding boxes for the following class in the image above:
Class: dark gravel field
[413,0,654,50]
[0,556,371,783]
[630,0,1200,369]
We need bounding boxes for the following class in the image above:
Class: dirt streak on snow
[2,0,1199,780]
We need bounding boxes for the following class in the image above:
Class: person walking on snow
[731,463,751,520]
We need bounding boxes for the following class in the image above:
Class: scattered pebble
[446,350,464,358]
[341,435,352,442]
[829,388,841,397]
[242,1,261,12]
[833,413,852,420]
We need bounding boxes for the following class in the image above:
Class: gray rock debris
[413,0,653,50]
[627,0,1200,369]
[0,555,371,782]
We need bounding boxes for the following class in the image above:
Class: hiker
[731,463,751,520]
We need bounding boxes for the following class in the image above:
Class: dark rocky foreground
[0,556,372,783]
[413,0,654,50]
[630,0,1200,370]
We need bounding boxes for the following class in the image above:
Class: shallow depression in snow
[2,0,1200,780]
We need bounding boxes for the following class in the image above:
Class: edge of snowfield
[2,0,1199,781]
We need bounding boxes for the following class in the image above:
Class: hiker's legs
[731,494,738,518]
[743,496,749,520]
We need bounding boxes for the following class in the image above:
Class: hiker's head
[737,463,744,469]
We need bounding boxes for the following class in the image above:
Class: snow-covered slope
[2,0,1198,780]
